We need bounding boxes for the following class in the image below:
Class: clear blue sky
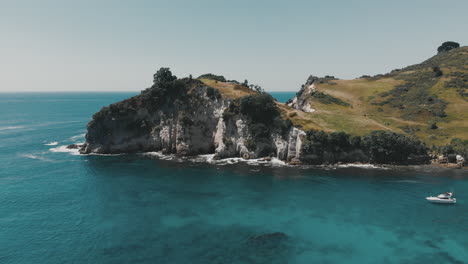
[1,0,467,92]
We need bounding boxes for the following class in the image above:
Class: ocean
[0,92,467,264]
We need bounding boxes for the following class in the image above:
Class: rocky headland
[77,43,467,167]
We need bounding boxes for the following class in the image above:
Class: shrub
[310,91,350,107]
[432,66,443,77]
[197,73,226,82]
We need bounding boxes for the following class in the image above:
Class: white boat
[426,192,456,204]
[437,192,453,199]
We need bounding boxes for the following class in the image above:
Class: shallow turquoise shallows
[0,93,467,264]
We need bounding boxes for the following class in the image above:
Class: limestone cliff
[80,77,306,162]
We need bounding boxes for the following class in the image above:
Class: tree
[153,67,177,85]
[239,93,279,123]
[437,41,460,53]
[362,131,427,163]
[243,79,249,87]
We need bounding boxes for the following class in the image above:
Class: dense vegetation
[223,93,292,156]
[301,130,429,164]
[139,68,190,108]
[437,138,468,160]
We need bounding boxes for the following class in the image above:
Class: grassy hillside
[288,46,468,147]
[198,47,467,148]
[199,78,256,99]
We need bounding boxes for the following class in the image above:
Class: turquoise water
[269,91,295,103]
[1,93,467,264]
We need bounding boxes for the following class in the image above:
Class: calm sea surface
[0,92,467,264]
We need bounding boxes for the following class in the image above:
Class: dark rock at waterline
[67,144,81,149]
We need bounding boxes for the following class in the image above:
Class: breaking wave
[141,152,288,167]
[49,145,81,155]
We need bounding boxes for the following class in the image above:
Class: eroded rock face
[287,75,338,113]
[80,79,306,162]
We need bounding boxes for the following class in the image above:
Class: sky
[1,0,467,92]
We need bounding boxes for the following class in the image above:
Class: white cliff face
[287,83,316,113]
[285,128,306,162]
[302,104,316,113]
[82,81,306,163]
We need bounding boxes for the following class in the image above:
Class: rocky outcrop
[80,78,306,162]
[287,75,339,112]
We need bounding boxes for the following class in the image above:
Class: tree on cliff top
[153,67,177,85]
[239,93,279,123]
[437,41,460,53]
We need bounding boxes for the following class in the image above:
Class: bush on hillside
[310,91,350,107]
[197,73,226,82]
[432,66,443,77]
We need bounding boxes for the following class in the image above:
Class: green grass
[199,48,468,147]
[282,47,468,147]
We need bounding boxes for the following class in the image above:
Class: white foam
[188,154,288,167]
[21,154,54,162]
[336,163,387,169]
[141,151,176,160]
[49,144,127,157]
[0,126,24,131]
[49,145,80,155]
[44,142,59,146]
[70,133,86,141]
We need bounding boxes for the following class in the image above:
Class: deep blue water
[1,93,467,264]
